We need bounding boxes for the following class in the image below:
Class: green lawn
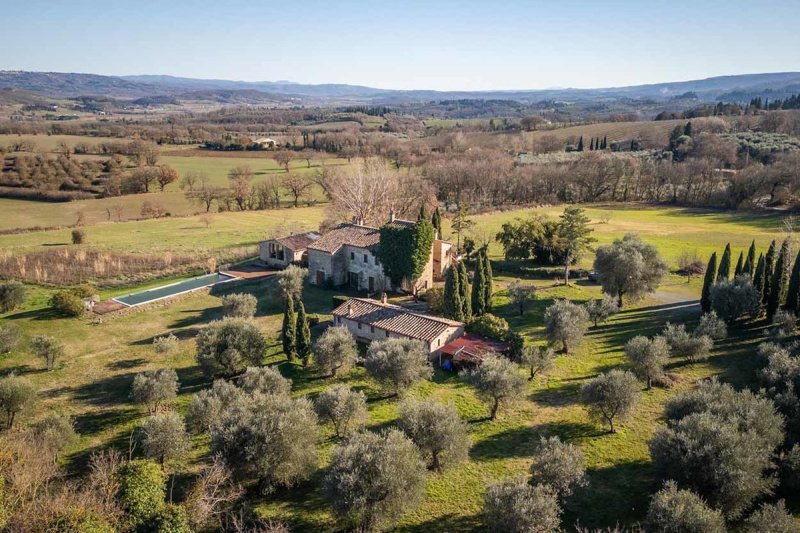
[0,204,789,530]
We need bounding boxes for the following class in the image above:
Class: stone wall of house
[332,314,464,355]
[342,246,391,291]
[259,241,291,268]
[308,249,334,285]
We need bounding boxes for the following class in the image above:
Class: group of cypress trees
[282,295,312,365]
[576,135,607,152]
[700,238,800,321]
[443,247,493,322]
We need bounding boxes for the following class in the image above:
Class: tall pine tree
[472,252,487,316]
[767,239,792,321]
[443,265,464,321]
[763,240,777,305]
[785,250,800,313]
[753,253,767,305]
[734,251,744,277]
[717,243,732,280]
[577,136,584,151]
[295,298,312,366]
[483,247,493,312]
[281,297,297,360]
[700,252,717,313]
[457,261,472,320]
[745,240,757,277]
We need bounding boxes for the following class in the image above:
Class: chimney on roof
[380,292,387,304]
[388,209,395,223]
[347,303,353,316]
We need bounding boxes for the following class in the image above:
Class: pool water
[113,272,236,307]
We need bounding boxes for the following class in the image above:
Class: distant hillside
[2,70,800,105]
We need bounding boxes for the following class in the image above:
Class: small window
[385,331,390,338]
[350,251,355,260]
[363,254,368,263]
[357,322,362,330]
[370,326,375,333]
[437,339,440,347]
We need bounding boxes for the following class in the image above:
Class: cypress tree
[295,298,312,366]
[457,261,472,320]
[717,243,732,280]
[753,253,767,304]
[281,297,297,360]
[763,240,777,305]
[767,238,792,321]
[577,136,584,151]
[443,266,464,321]
[483,248,493,312]
[418,203,426,222]
[602,135,607,149]
[431,207,442,239]
[785,250,800,313]
[589,138,595,151]
[471,252,487,316]
[745,240,756,277]
[684,121,693,137]
[734,251,744,277]
[700,252,717,313]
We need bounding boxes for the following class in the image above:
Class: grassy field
[0,133,130,152]
[522,118,689,146]
[0,205,787,530]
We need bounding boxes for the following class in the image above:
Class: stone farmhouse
[331,296,464,355]
[258,231,320,268]
[306,213,453,293]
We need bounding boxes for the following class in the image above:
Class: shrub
[195,318,267,378]
[398,398,469,471]
[314,384,367,438]
[364,337,432,396]
[769,309,797,339]
[743,500,796,533]
[50,290,85,317]
[152,333,179,354]
[0,323,21,354]
[142,412,191,467]
[483,478,560,533]
[146,504,191,533]
[30,334,64,371]
[0,374,36,428]
[237,366,291,397]
[131,368,178,414]
[314,326,358,377]
[624,335,669,388]
[461,353,526,419]
[644,481,725,533]
[709,275,760,323]
[0,281,26,312]
[544,299,588,353]
[117,459,166,526]
[466,313,510,340]
[221,293,257,318]
[31,413,78,460]
[581,370,640,433]
[530,436,587,498]
[325,429,427,532]
[695,311,727,340]
[71,229,85,244]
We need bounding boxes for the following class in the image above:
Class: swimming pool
[112,272,237,307]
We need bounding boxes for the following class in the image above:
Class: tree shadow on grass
[529,380,585,407]
[168,306,224,331]
[0,364,46,377]
[73,406,141,437]
[469,425,542,461]
[531,420,607,441]
[106,357,148,370]
[130,327,200,347]
[4,307,60,321]
[402,513,483,533]
[72,371,138,406]
[176,365,208,395]
[250,470,331,532]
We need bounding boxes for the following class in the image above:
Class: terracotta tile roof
[307,224,382,254]
[273,232,321,251]
[440,333,510,363]
[331,298,464,342]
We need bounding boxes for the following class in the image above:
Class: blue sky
[2,0,799,91]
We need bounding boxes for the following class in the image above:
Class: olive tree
[593,233,668,307]
[529,436,587,498]
[645,481,725,533]
[709,275,760,323]
[314,326,358,377]
[0,323,21,354]
[314,384,368,438]
[624,335,669,389]
[31,413,78,462]
[186,379,243,434]
[196,318,267,378]
[581,370,640,433]
[695,311,727,340]
[507,280,536,315]
[584,294,619,327]
[0,374,36,428]
[398,398,469,471]
[483,478,560,533]
[237,366,291,397]
[543,299,588,354]
[743,501,796,533]
[662,323,713,363]
[461,353,526,420]
[211,393,318,492]
[0,280,26,312]
[131,368,179,414]
[325,429,427,532]
[29,334,64,371]
[142,412,191,467]
[364,337,432,397]
[221,293,257,318]
[520,345,556,381]
[273,264,307,302]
